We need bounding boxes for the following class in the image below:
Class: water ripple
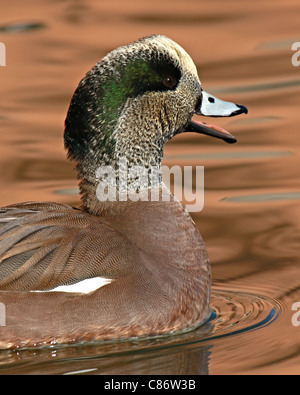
[210,79,300,94]
[224,192,300,203]
[0,288,279,375]
[208,289,280,340]
[0,21,45,33]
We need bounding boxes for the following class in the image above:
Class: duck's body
[0,35,247,349]
[0,196,210,348]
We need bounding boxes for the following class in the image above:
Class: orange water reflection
[0,0,300,375]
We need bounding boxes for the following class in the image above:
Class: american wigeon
[0,35,247,349]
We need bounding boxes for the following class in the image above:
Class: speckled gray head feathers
[64,35,202,172]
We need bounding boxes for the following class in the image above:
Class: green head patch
[64,46,181,162]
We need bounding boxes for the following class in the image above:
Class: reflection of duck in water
[0,35,247,349]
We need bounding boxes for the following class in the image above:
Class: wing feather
[0,202,135,291]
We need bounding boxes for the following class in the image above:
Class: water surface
[0,0,300,375]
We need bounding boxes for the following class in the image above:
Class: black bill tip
[232,104,248,116]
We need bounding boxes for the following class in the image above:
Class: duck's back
[0,202,138,292]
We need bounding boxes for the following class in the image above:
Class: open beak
[184,90,248,144]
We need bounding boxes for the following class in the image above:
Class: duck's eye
[163,76,177,88]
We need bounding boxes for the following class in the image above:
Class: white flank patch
[31,277,113,294]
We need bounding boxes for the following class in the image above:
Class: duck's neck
[76,137,166,214]
[77,167,163,215]
[74,100,173,213]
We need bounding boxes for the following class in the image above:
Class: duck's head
[64,35,247,175]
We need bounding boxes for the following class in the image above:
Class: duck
[0,35,247,349]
